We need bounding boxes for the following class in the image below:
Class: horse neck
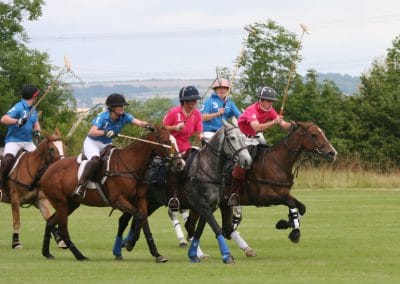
[199,135,225,175]
[119,141,154,170]
[266,134,303,174]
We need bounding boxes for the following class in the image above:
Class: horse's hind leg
[141,219,168,263]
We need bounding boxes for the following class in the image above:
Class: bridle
[284,123,329,156]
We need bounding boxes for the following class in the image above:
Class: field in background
[1,188,399,283]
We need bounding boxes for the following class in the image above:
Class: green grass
[1,188,400,283]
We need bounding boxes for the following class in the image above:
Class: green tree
[348,35,400,168]
[0,0,76,145]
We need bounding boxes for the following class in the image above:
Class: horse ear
[222,119,232,129]
[54,127,62,137]
[41,129,50,140]
[231,116,238,127]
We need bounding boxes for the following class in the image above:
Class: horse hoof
[77,256,89,261]
[244,247,256,257]
[114,255,124,261]
[199,254,209,259]
[179,240,188,248]
[189,256,201,263]
[222,254,235,264]
[155,256,168,263]
[276,219,289,230]
[58,240,67,249]
[288,229,301,243]
[44,253,55,259]
[126,241,135,252]
[12,242,23,249]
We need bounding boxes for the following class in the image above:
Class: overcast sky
[23,0,400,82]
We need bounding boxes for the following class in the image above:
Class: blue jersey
[5,99,38,143]
[201,93,241,132]
[88,110,134,144]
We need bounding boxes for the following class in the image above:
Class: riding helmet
[179,86,201,102]
[106,93,129,107]
[21,84,40,100]
[212,78,230,90]
[258,86,278,101]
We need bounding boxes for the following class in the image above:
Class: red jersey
[163,105,202,152]
[238,102,278,136]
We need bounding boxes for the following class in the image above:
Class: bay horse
[40,126,185,261]
[185,121,337,257]
[114,119,252,264]
[0,128,66,249]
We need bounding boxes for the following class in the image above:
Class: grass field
[1,188,400,283]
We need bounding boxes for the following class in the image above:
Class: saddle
[76,145,115,189]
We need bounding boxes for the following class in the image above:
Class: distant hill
[315,73,361,95]
[71,73,361,107]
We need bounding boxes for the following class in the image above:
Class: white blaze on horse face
[53,141,65,159]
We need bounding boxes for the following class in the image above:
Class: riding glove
[17,117,27,127]
[105,130,118,138]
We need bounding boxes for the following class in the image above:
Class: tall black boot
[72,156,100,199]
[0,154,15,189]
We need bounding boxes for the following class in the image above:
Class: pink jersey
[163,105,202,152]
[238,102,279,136]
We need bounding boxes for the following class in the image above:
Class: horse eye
[230,136,236,140]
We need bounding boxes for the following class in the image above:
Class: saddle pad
[8,152,27,176]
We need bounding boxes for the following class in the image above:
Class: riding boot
[227,177,243,206]
[228,165,246,206]
[72,156,100,199]
[0,154,15,190]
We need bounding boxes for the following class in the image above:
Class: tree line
[1,2,399,170]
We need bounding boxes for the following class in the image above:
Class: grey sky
[24,0,400,82]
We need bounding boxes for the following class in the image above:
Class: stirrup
[72,185,86,199]
[227,193,240,206]
[168,197,180,211]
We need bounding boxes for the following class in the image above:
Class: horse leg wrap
[122,229,134,247]
[12,233,22,249]
[112,236,123,257]
[289,208,300,229]
[188,238,200,262]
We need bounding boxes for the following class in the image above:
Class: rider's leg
[0,154,15,189]
[72,156,100,199]
[227,165,246,206]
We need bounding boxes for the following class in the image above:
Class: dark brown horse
[40,126,184,260]
[0,128,66,249]
[185,121,337,257]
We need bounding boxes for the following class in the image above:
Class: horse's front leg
[141,219,168,263]
[112,212,132,260]
[36,196,66,249]
[275,195,302,243]
[10,190,22,249]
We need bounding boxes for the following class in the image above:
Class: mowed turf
[0,188,399,283]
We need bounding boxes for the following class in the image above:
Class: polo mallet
[200,67,222,101]
[27,56,72,118]
[280,24,310,116]
[223,24,256,107]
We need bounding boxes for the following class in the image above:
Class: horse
[0,128,66,249]
[185,121,337,257]
[114,119,252,264]
[40,126,185,261]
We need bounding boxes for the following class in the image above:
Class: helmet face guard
[179,86,201,102]
[258,86,278,101]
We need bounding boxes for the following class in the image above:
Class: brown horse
[0,128,66,249]
[185,121,337,256]
[40,126,185,260]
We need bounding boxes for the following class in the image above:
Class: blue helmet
[179,86,201,102]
